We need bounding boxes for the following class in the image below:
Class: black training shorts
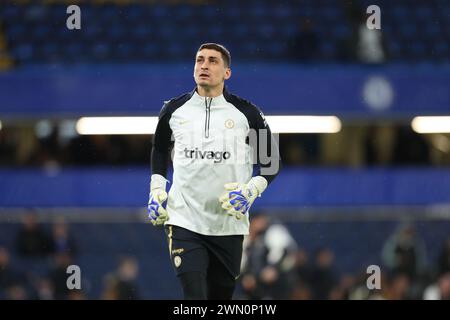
[164,224,244,285]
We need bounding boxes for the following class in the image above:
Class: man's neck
[197,84,224,98]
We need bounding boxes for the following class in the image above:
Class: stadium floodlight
[76,117,159,135]
[76,115,342,135]
[411,116,450,134]
[266,116,341,133]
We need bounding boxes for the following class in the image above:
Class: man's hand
[148,174,169,226]
[219,176,268,220]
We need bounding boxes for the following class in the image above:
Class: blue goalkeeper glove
[147,174,169,226]
[219,176,268,220]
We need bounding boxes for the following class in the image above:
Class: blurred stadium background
[0,0,450,300]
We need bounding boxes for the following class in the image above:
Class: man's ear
[224,68,232,80]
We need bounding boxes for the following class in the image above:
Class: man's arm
[148,103,172,225]
[252,108,281,184]
[151,103,173,178]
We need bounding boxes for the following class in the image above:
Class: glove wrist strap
[150,174,168,192]
[248,176,268,197]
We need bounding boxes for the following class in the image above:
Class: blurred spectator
[240,214,298,299]
[328,274,356,300]
[289,248,314,299]
[34,278,54,300]
[364,125,396,166]
[0,129,15,165]
[67,290,86,300]
[50,217,77,257]
[48,252,73,300]
[5,284,28,300]
[115,256,140,299]
[354,23,387,64]
[437,237,450,277]
[309,248,338,299]
[293,248,313,285]
[101,256,140,300]
[67,135,97,165]
[15,213,53,258]
[0,247,13,290]
[381,223,428,280]
[287,18,319,62]
[101,274,120,300]
[0,247,23,295]
[384,273,411,300]
[34,125,62,169]
[279,134,320,166]
[348,270,387,300]
[0,27,13,70]
[392,127,431,165]
[283,141,305,165]
[423,273,450,300]
[340,2,388,63]
[290,283,312,300]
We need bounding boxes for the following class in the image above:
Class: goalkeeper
[148,43,280,300]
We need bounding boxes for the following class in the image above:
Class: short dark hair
[197,43,231,67]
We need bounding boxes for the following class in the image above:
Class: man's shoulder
[163,91,193,108]
[159,91,193,117]
[224,91,265,124]
[224,91,259,110]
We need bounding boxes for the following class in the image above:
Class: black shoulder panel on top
[223,90,265,130]
[159,91,194,120]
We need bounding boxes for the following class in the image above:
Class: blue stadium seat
[11,43,34,62]
[92,42,111,60]
[280,24,298,39]
[106,24,127,41]
[99,5,121,22]
[414,6,434,21]
[63,42,84,61]
[434,41,449,60]
[158,25,177,40]
[5,25,27,42]
[132,23,153,40]
[166,42,184,59]
[399,23,417,40]
[257,23,276,39]
[31,25,50,40]
[176,5,195,20]
[150,5,170,19]
[392,5,409,21]
[320,41,337,59]
[423,23,442,39]
[115,43,135,60]
[232,24,251,40]
[47,4,68,21]
[388,40,402,60]
[277,3,293,18]
[0,5,22,22]
[332,25,351,39]
[222,5,241,21]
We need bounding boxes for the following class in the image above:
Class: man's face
[194,48,231,88]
